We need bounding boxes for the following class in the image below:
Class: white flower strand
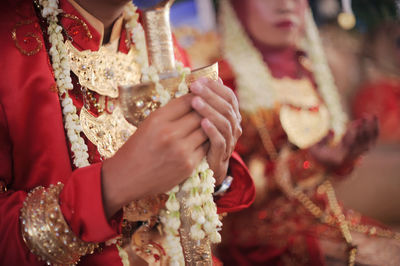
[41,0,221,263]
[39,0,90,168]
[302,8,348,141]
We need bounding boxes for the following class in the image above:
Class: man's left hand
[190,77,242,185]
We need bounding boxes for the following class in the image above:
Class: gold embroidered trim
[80,106,136,158]
[12,20,43,56]
[20,183,98,265]
[66,40,141,98]
[61,13,93,39]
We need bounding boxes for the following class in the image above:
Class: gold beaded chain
[252,111,359,265]
[253,111,400,264]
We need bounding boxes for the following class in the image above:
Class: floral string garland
[39,0,90,168]
[38,0,221,265]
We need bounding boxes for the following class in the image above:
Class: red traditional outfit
[0,0,255,265]
[216,0,399,265]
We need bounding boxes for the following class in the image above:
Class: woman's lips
[275,20,295,29]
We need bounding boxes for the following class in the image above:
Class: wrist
[101,158,136,219]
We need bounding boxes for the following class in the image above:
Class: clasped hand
[309,115,379,169]
[102,78,241,218]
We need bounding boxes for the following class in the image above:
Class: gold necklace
[253,111,357,265]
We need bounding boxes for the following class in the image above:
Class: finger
[201,118,227,161]
[172,111,202,138]
[342,123,358,147]
[364,115,379,142]
[192,97,233,156]
[205,78,240,120]
[195,78,241,122]
[157,94,194,121]
[184,128,209,149]
[191,142,208,168]
[191,81,238,128]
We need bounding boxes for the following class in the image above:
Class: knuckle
[149,116,160,127]
[182,158,194,173]
[222,120,232,135]
[159,127,175,145]
[174,144,187,158]
[226,89,236,105]
[215,137,226,150]
[235,123,243,137]
[223,103,235,119]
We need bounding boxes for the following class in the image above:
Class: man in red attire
[0,0,254,265]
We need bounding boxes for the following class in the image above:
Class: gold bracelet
[20,182,98,265]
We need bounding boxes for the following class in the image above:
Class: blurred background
[134,0,400,229]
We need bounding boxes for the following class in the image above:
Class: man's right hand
[101,94,208,218]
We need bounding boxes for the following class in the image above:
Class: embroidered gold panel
[66,41,141,98]
[80,106,136,158]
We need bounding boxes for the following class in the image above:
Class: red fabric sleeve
[60,163,121,243]
[0,101,31,265]
[215,152,255,214]
[0,3,120,263]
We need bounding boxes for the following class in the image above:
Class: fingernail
[198,77,209,85]
[192,97,204,109]
[202,118,211,127]
[191,82,203,93]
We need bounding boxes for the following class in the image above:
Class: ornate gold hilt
[119,0,218,127]
[119,1,217,265]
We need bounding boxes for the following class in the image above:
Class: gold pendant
[66,41,141,98]
[80,106,136,158]
[272,77,320,108]
[280,104,330,149]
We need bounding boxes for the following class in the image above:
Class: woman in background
[333,20,400,237]
[217,0,400,265]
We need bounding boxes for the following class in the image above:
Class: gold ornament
[66,41,141,98]
[272,77,330,148]
[280,105,330,148]
[20,183,98,265]
[338,12,356,30]
[80,106,136,158]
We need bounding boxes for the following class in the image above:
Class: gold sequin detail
[12,20,43,56]
[20,183,98,265]
[61,13,93,39]
[66,41,141,98]
[80,106,136,158]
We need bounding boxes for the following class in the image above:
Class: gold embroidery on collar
[66,41,141,98]
[61,13,93,39]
